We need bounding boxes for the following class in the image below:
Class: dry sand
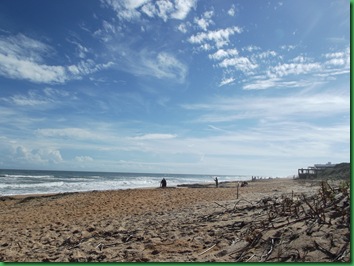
[0,178,350,262]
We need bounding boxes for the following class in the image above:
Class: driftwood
[195,180,350,262]
[198,243,217,256]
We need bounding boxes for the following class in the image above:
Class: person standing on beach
[160,178,167,188]
[214,177,218,188]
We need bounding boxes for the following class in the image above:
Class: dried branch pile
[202,180,350,262]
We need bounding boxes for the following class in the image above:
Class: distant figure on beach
[240,181,248,187]
[160,178,167,188]
[214,177,218,188]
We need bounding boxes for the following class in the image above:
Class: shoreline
[0,177,290,199]
[0,178,349,262]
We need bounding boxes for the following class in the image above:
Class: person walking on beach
[160,178,167,188]
[214,176,218,188]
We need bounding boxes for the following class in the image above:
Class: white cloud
[7,92,50,106]
[200,43,213,51]
[155,0,175,21]
[66,38,90,59]
[13,145,63,164]
[242,45,261,52]
[171,0,197,20]
[67,60,114,77]
[132,133,177,140]
[219,56,258,74]
[0,34,113,84]
[156,52,187,80]
[268,62,322,78]
[194,10,214,31]
[177,23,188,33]
[75,156,94,162]
[0,53,69,84]
[201,42,348,91]
[256,50,277,59]
[243,78,317,90]
[228,5,236,16]
[114,49,187,82]
[280,44,296,51]
[291,55,309,63]
[36,128,101,140]
[239,46,350,90]
[0,33,54,63]
[219,77,235,87]
[101,0,147,21]
[141,2,158,18]
[208,48,238,60]
[181,88,349,124]
[3,88,73,108]
[188,26,243,49]
[102,0,196,22]
[323,47,350,68]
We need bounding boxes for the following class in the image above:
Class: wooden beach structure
[298,162,336,179]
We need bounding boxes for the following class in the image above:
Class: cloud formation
[188,26,243,50]
[0,34,113,84]
[132,133,177,140]
[101,0,196,22]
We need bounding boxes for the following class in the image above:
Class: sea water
[0,169,251,196]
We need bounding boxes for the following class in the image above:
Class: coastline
[0,178,349,262]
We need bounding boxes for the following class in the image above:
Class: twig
[246,254,256,262]
[233,199,254,210]
[96,243,104,251]
[198,243,217,256]
[272,216,310,230]
[334,242,349,261]
[229,232,262,257]
[261,238,275,261]
[214,201,229,210]
[313,240,336,259]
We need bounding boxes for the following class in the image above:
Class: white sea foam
[3,174,55,179]
[0,170,251,196]
[0,181,64,189]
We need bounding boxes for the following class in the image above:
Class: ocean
[0,169,251,196]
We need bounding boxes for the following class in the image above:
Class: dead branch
[198,243,217,256]
[213,202,229,211]
[313,240,336,259]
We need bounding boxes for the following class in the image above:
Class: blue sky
[0,0,350,176]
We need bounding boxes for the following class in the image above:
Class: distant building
[298,162,337,179]
[314,162,336,168]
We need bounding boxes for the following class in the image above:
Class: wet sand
[0,178,350,262]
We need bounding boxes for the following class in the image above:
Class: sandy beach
[0,178,350,262]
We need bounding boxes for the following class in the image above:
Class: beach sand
[0,178,350,262]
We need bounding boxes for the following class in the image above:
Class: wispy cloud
[2,87,73,107]
[267,62,322,78]
[211,45,350,89]
[181,88,349,123]
[101,0,196,22]
[106,45,188,82]
[36,128,102,141]
[194,10,214,31]
[75,156,94,162]
[10,145,63,164]
[218,77,235,87]
[208,48,238,60]
[227,5,236,16]
[0,34,113,84]
[219,56,258,75]
[132,133,177,140]
[188,26,243,50]
[149,52,188,81]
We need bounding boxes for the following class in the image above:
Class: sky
[0,0,350,176]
